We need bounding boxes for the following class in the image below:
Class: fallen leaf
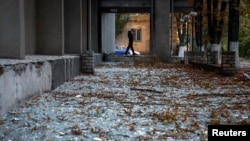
[71,129,82,135]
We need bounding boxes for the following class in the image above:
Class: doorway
[115,13,150,55]
[100,12,151,55]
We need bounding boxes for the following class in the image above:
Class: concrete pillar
[24,0,36,55]
[36,0,64,55]
[88,0,92,51]
[0,0,25,59]
[64,0,83,54]
[82,0,88,52]
[91,0,99,53]
[153,0,171,62]
[101,13,115,54]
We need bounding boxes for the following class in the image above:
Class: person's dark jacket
[128,32,133,43]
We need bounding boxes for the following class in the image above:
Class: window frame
[131,28,142,42]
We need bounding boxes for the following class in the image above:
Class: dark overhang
[99,0,193,13]
[99,7,151,13]
[171,0,193,13]
[99,0,151,13]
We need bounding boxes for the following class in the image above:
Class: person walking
[124,31,137,55]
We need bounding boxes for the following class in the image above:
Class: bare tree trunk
[176,13,187,46]
[228,0,240,69]
[207,0,228,64]
[175,13,188,57]
[195,0,204,51]
[217,1,228,44]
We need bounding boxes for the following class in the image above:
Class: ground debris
[0,62,250,141]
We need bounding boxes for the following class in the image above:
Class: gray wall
[0,56,80,115]
[0,61,52,115]
[36,0,64,55]
[51,56,80,89]
[82,0,88,52]
[91,0,99,53]
[101,13,115,54]
[24,0,36,55]
[0,0,25,59]
[64,0,82,54]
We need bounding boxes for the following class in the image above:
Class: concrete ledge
[103,54,159,63]
[94,53,104,66]
[0,55,80,115]
[50,56,80,89]
[171,56,183,63]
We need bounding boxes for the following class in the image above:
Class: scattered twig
[186,93,250,97]
[119,101,167,106]
[243,73,250,80]
[130,88,163,93]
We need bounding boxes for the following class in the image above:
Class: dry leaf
[71,129,82,135]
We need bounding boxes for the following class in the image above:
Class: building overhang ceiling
[171,0,193,13]
[99,0,193,13]
[99,0,151,13]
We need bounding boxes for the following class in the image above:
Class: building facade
[0,0,177,62]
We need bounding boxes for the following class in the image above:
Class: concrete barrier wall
[51,56,80,89]
[0,62,52,115]
[94,53,104,66]
[0,55,80,115]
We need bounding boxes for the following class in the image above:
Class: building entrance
[98,0,171,61]
[98,0,152,55]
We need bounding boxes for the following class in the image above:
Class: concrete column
[64,0,82,54]
[91,0,99,53]
[36,0,64,55]
[0,0,25,59]
[153,0,171,62]
[88,0,92,51]
[101,13,115,54]
[24,0,36,55]
[82,0,88,52]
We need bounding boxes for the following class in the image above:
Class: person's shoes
[133,53,137,55]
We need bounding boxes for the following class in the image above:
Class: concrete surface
[153,0,171,62]
[64,0,84,54]
[0,61,249,140]
[101,13,115,54]
[0,55,80,115]
[0,0,25,59]
[24,0,36,55]
[36,0,64,55]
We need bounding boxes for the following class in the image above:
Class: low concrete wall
[50,56,80,89]
[94,53,103,66]
[184,51,237,75]
[184,51,218,65]
[103,54,159,63]
[0,55,80,115]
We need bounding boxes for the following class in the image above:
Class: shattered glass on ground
[0,62,250,141]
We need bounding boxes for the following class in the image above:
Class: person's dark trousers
[125,43,135,55]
